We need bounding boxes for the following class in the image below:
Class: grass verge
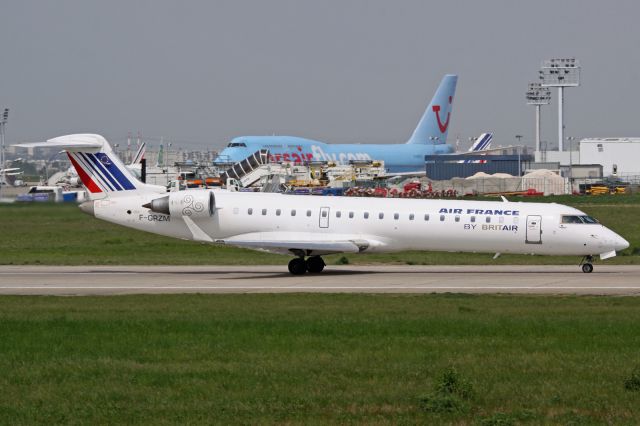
[1,294,640,424]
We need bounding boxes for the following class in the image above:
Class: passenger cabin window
[291,209,296,216]
[336,211,341,218]
[262,209,267,215]
[306,210,312,217]
[248,208,253,215]
[470,216,476,223]
[455,215,460,222]
[424,214,430,221]
[409,213,415,221]
[349,212,354,219]
[321,210,327,218]
[276,209,281,216]
[440,215,445,222]
[364,212,369,219]
[379,212,384,219]
[486,216,491,223]
[394,213,399,220]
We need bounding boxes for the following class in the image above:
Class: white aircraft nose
[615,235,630,251]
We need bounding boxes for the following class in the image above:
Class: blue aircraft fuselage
[214,75,459,173]
[215,136,454,173]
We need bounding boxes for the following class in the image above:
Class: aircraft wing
[218,232,373,256]
[383,170,427,179]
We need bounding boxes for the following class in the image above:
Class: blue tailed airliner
[214,75,462,173]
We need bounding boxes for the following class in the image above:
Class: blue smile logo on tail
[406,74,457,145]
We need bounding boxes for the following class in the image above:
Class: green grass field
[0,195,638,265]
[1,294,640,424]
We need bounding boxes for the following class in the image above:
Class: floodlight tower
[0,108,9,199]
[525,83,551,154]
[539,58,580,151]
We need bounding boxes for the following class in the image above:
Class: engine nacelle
[144,191,215,219]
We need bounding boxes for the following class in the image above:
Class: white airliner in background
[16,134,629,275]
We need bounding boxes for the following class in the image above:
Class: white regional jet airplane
[16,134,629,275]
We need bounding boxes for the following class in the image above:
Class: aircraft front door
[319,207,330,228]
[526,215,542,244]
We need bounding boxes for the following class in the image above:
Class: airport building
[579,138,640,176]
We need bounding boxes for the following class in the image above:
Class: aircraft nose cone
[79,200,95,217]
[615,236,630,251]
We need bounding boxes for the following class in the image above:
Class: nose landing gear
[580,255,594,273]
[287,256,326,275]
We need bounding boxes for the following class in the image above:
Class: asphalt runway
[1,265,640,295]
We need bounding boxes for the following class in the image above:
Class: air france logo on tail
[67,151,136,193]
[432,96,453,133]
[99,155,112,166]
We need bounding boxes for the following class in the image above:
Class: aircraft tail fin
[406,74,458,145]
[460,133,493,164]
[468,133,493,152]
[14,134,165,198]
[130,141,146,165]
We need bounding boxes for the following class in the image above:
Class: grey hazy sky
[1,0,639,151]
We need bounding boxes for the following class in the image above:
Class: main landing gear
[288,256,326,275]
[580,255,594,273]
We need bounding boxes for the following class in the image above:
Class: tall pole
[535,105,541,153]
[0,120,4,200]
[567,136,575,193]
[540,58,579,153]
[558,87,564,151]
[569,138,572,188]
[0,109,8,200]
[526,82,550,161]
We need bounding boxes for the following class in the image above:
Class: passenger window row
[242,208,505,224]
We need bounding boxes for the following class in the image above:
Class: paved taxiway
[1,265,639,295]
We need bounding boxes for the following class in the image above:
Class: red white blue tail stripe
[463,133,493,164]
[67,151,137,193]
[131,142,146,165]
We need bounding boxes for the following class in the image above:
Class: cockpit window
[580,215,599,224]
[562,215,583,224]
[227,142,247,148]
[562,215,599,224]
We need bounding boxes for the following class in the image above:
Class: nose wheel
[287,256,325,275]
[580,256,594,273]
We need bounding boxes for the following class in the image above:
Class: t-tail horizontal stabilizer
[13,134,165,197]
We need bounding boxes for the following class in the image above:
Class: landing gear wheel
[288,258,307,275]
[306,256,325,273]
[582,263,593,273]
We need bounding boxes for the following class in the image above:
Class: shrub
[624,367,640,391]
[420,367,474,413]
